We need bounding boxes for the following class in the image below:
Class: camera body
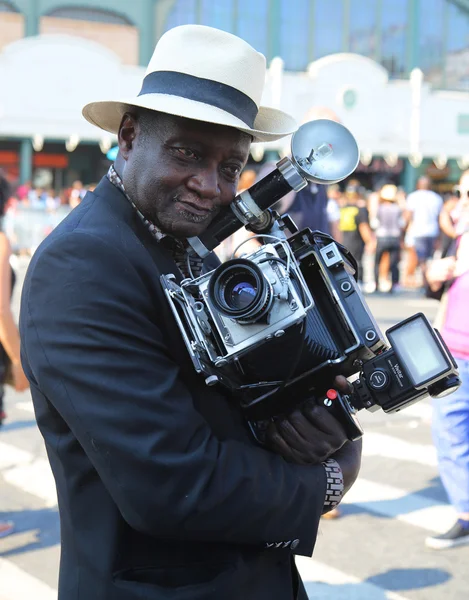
[162,222,388,406]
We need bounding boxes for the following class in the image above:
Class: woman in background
[425,173,469,549]
[372,184,405,293]
[0,171,29,539]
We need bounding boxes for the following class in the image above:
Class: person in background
[439,183,469,257]
[339,180,375,283]
[44,188,60,211]
[405,176,443,281]
[371,184,405,293]
[0,169,29,539]
[402,228,419,288]
[270,170,330,235]
[425,196,469,550]
[368,187,388,284]
[28,186,43,208]
[69,180,85,209]
[0,171,29,425]
[16,180,31,202]
[327,183,342,242]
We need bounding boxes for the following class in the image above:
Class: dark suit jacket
[19,177,327,600]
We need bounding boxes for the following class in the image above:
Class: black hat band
[138,71,258,128]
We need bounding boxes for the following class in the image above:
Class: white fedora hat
[83,24,297,143]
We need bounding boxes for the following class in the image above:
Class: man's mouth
[174,196,215,218]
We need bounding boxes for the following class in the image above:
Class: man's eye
[223,165,241,178]
[176,148,197,159]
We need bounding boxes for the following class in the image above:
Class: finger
[275,417,317,453]
[287,410,325,444]
[266,425,320,465]
[332,375,352,394]
[275,415,341,463]
[265,424,297,460]
[301,403,348,442]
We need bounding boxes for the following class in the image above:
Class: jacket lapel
[92,177,184,283]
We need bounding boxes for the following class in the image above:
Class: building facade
[1,0,469,191]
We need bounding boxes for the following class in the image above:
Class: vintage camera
[161,120,461,439]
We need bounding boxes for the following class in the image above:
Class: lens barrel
[208,259,273,324]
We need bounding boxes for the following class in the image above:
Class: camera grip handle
[321,389,364,441]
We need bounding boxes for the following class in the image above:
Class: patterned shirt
[106,165,203,278]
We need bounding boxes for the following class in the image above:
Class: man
[339,180,375,283]
[405,176,443,276]
[20,26,361,599]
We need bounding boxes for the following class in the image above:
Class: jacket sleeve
[21,231,327,556]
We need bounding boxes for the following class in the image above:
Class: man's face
[118,112,251,238]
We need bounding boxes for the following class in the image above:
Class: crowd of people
[12,178,96,211]
[329,174,452,294]
[217,169,465,298]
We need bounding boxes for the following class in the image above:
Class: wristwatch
[321,458,344,513]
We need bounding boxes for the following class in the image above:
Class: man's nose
[186,167,220,200]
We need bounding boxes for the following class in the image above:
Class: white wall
[263,53,469,160]
[0,35,142,142]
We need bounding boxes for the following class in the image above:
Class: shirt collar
[106,165,166,241]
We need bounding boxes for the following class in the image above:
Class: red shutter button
[326,389,338,400]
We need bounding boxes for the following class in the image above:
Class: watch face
[291,120,360,184]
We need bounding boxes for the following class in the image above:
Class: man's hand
[264,376,351,465]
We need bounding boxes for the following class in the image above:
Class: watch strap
[321,458,344,513]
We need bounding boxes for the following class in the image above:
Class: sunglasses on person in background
[454,189,469,198]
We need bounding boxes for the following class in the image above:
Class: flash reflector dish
[291,119,360,184]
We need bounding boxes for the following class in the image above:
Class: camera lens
[208,259,272,323]
[228,278,257,310]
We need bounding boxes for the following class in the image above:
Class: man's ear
[117,113,138,160]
